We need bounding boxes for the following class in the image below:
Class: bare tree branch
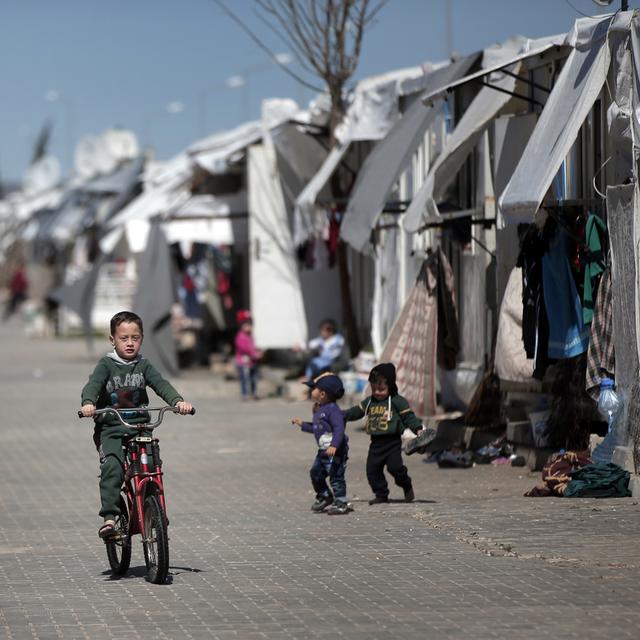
[210,0,325,93]
[252,6,325,78]
[213,0,384,140]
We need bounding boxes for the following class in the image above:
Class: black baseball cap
[303,372,345,399]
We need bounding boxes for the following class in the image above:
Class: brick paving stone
[2,319,640,639]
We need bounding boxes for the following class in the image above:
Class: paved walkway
[1,320,640,639]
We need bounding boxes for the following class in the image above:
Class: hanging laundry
[516,224,550,379]
[436,246,459,371]
[581,213,607,324]
[585,267,614,401]
[326,209,341,268]
[494,267,535,382]
[542,226,590,359]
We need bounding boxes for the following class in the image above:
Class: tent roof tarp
[402,34,571,233]
[498,14,620,224]
[340,53,479,252]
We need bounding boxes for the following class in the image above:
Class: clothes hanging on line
[581,212,607,325]
[542,225,590,359]
[585,267,614,401]
[436,246,459,371]
[516,224,551,379]
[516,208,608,379]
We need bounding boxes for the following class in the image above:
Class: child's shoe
[326,500,352,515]
[311,495,333,512]
[405,427,438,455]
[98,519,116,539]
[368,495,389,505]
[404,486,415,503]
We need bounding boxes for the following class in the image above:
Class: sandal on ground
[98,520,116,539]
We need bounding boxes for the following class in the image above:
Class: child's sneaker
[404,486,415,503]
[368,495,389,505]
[405,428,438,455]
[311,495,333,512]
[326,500,352,515]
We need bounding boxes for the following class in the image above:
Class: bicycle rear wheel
[142,494,169,584]
[105,497,132,576]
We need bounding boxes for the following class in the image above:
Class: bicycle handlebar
[77,405,196,429]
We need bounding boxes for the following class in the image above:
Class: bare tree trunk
[327,92,361,356]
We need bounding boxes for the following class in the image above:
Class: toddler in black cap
[291,372,352,515]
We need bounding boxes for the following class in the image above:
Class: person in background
[343,363,425,505]
[304,318,345,379]
[234,310,262,401]
[291,372,352,515]
[3,262,28,321]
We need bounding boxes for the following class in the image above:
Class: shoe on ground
[327,500,352,515]
[404,487,415,503]
[368,496,389,505]
[311,495,333,512]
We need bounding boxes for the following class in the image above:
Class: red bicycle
[78,405,195,583]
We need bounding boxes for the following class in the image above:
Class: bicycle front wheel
[105,497,132,576]
[142,494,169,584]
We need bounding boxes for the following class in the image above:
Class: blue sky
[0,0,613,182]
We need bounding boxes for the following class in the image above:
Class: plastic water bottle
[597,378,622,434]
[592,377,623,463]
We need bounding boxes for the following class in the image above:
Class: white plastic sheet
[403,34,569,233]
[248,143,307,349]
[499,15,617,223]
[403,66,520,232]
[341,54,478,252]
[189,121,263,174]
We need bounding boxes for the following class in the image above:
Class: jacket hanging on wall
[542,225,590,359]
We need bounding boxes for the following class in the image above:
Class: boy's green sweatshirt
[81,352,183,427]
[343,394,422,438]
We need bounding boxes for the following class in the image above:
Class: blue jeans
[237,364,257,398]
[304,357,332,380]
[310,449,348,502]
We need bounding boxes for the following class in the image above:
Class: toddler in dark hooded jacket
[343,363,425,504]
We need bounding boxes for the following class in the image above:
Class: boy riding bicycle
[80,311,192,538]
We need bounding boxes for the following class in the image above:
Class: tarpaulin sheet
[190,121,263,174]
[341,54,478,252]
[49,252,110,352]
[499,15,617,223]
[377,259,438,417]
[248,143,307,349]
[132,220,178,375]
[403,65,521,233]
[404,33,568,233]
